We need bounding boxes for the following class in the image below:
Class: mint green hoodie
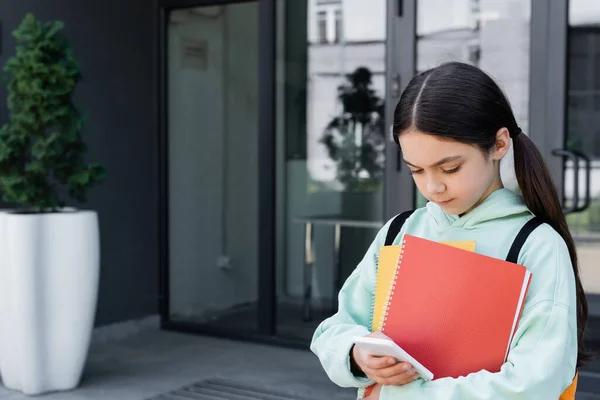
[310,188,577,400]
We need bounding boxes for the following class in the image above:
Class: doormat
[146,378,315,400]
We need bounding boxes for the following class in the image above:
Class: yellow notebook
[371,240,476,331]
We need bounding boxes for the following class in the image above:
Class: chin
[443,203,467,216]
[445,208,464,216]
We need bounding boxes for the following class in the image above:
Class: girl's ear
[492,127,511,161]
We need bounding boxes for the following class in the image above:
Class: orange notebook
[381,234,531,380]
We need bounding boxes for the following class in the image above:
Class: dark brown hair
[393,61,591,367]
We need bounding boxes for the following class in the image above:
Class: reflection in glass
[414,0,531,208]
[168,3,260,331]
[334,9,343,44]
[319,67,386,192]
[275,0,386,340]
[565,0,600,298]
[565,30,600,158]
[317,11,328,44]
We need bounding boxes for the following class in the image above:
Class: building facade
[1,0,600,363]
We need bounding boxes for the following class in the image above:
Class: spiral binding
[358,386,367,399]
[369,250,379,331]
[360,240,406,399]
[378,239,405,332]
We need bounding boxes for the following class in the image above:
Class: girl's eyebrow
[403,155,463,169]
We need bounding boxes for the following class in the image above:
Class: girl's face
[398,128,510,216]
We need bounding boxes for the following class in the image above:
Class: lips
[436,199,453,206]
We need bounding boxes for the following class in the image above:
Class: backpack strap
[505,217,544,264]
[384,210,415,246]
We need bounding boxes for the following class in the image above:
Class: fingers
[368,369,419,386]
[385,370,419,386]
[363,359,420,386]
[377,362,414,378]
[354,348,420,387]
[364,355,397,370]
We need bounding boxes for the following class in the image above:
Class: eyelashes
[443,166,461,175]
[408,166,461,175]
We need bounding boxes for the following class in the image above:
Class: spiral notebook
[362,238,476,398]
[361,234,530,398]
[384,234,530,378]
[371,240,476,332]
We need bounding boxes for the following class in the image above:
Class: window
[317,10,327,44]
[567,29,600,156]
[334,9,343,43]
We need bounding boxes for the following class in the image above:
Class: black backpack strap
[384,210,415,246]
[505,217,544,264]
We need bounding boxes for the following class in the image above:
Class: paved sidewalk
[0,329,599,399]
[0,330,353,399]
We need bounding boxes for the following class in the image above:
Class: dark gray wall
[0,1,159,325]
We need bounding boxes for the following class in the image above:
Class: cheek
[412,175,427,193]
[454,162,495,196]
[455,176,484,199]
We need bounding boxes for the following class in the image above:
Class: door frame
[384,0,416,220]
[529,0,568,199]
[159,0,252,8]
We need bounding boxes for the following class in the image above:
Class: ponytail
[512,133,593,368]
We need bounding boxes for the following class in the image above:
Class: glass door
[534,0,600,372]
[165,1,262,334]
[162,0,416,345]
[273,0,416,341]
[563,0,600,354]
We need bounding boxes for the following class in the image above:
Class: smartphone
[352,335,434,381]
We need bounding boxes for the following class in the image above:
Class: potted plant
[0,14,106,395]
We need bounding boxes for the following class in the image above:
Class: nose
[426,176,446,195]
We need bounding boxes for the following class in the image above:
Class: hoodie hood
[425,188,531,230]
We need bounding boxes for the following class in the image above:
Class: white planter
[0,210,100,395]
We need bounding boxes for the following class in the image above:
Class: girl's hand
[351,333,419,386]
[363,383,382,400]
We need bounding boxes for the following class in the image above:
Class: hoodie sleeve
[309,220,393,388]
[379,224,578,400]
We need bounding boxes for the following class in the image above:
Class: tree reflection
[320,67,385,192]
